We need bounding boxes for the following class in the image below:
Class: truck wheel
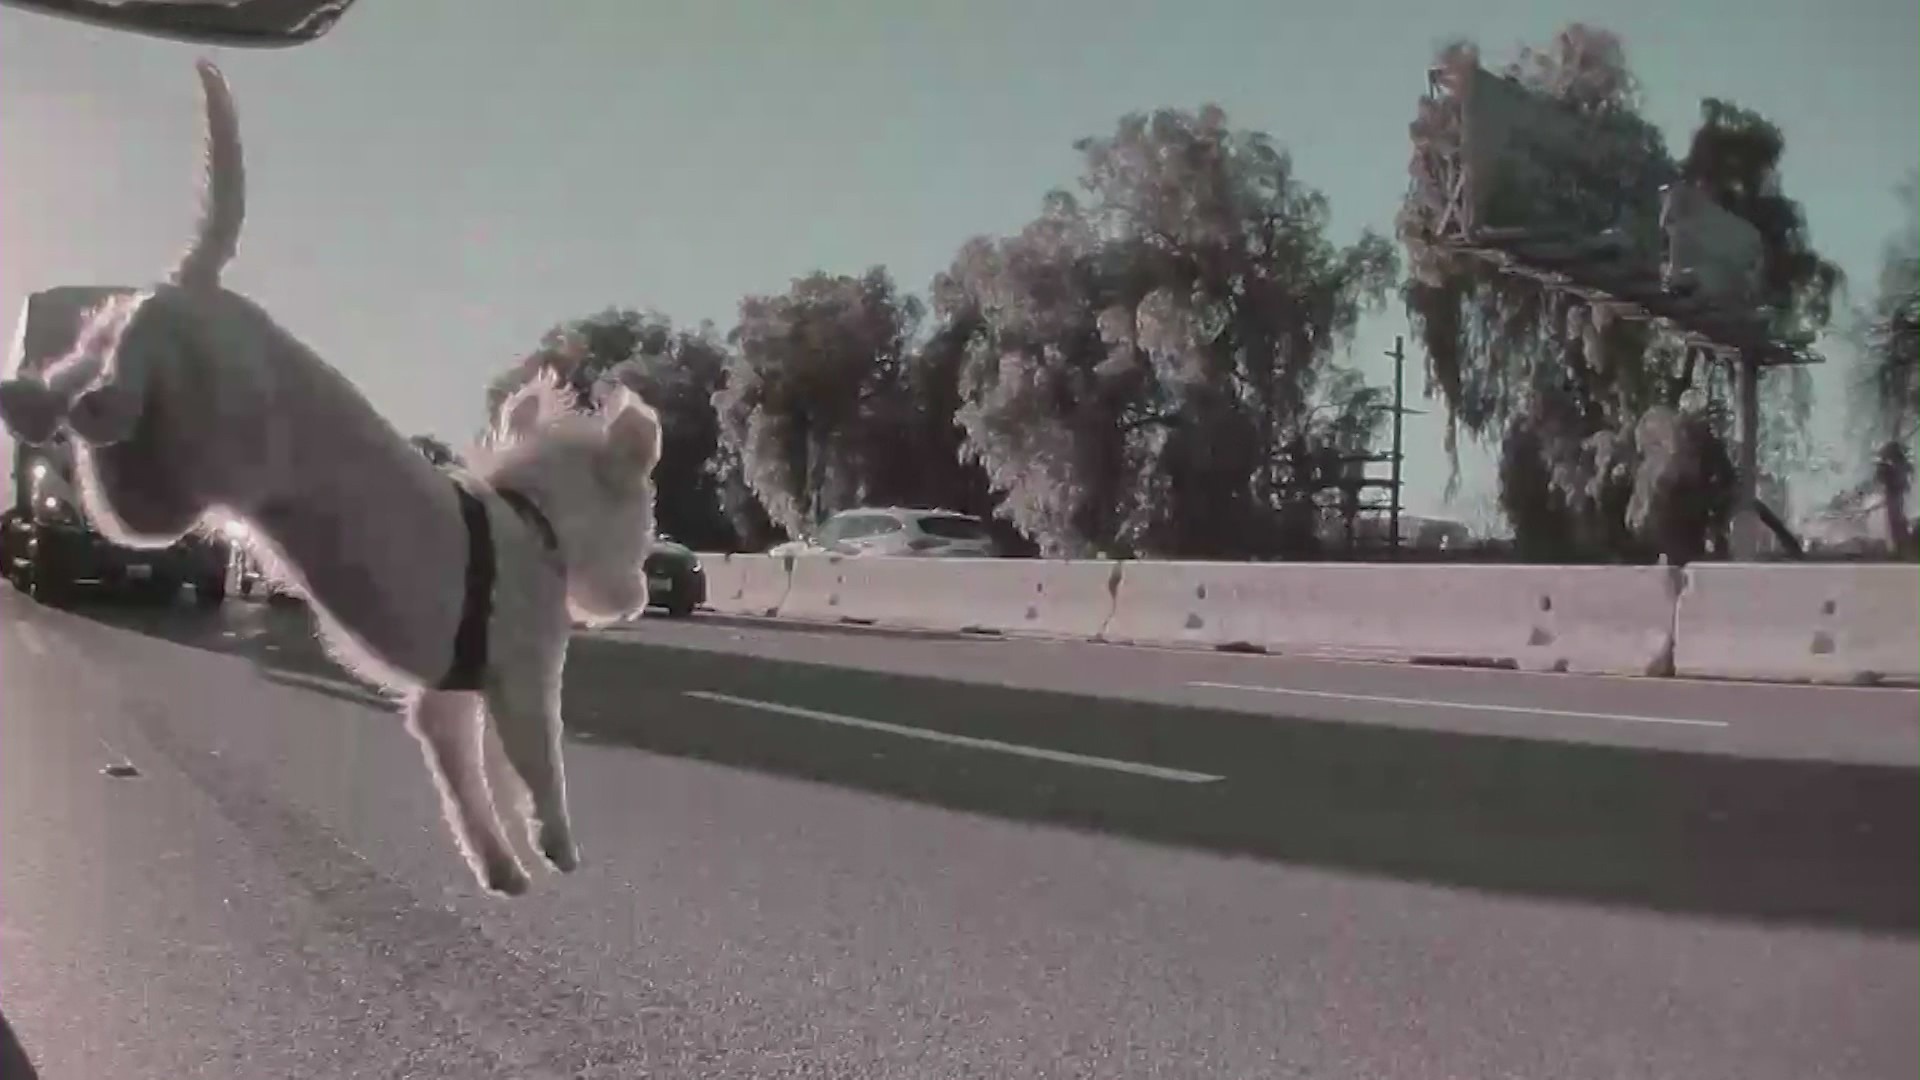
[26,553,68,607]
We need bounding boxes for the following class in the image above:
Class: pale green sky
[2,0,1914,525]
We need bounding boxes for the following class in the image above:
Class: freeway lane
[2,592,1916,1078]
[588,614,1920,765]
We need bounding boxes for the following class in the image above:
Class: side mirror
[0,0,363,48]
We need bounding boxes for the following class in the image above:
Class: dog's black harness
[437,478,560,692]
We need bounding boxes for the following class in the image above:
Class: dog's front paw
[536,823,580,874]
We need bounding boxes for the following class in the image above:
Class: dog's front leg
[484,650,579,874]
[406,689,531,896]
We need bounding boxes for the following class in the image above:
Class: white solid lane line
[685,690,1226,783]
[1187,681,1732,729]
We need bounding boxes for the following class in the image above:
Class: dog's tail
[171,60,245,292]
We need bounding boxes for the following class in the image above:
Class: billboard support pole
[1733,349,1763,559]
[1388,336,1406,559]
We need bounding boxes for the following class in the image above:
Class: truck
[2,287,232,606]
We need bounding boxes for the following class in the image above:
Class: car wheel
[664,597,696,618]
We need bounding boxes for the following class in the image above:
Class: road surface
[1,588,1915,1078]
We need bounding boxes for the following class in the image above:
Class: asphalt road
[1,589,1915,1079]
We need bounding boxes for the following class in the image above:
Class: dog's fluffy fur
[0,61,663,896]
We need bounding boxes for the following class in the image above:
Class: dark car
[644,536,706,618]
[3,494,229,607]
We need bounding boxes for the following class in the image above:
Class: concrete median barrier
[691,553,1920,685]
[777,555,1123,639]
[1105,561,1683,676]
[697,553,793,617]
[1674,564,1920,685]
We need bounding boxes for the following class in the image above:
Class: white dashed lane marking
[686,690,1226,783]
[1187,681,1732,729]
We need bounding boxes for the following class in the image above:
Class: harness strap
[437,482,494,692]
[496,486,560,555]
[435,478,561,693]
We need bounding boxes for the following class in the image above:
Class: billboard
[1659,183,1764,309]
[1421,61,1664,260]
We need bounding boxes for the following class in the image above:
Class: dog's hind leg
[74,416,205,544]
[405,689,530,896]
[484,646,579,874]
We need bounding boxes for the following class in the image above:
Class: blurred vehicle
[5,439,229,607]
[644,534,706,618]
[768,507,1000,559]
[0,0,363,48]
[0,508,31,593]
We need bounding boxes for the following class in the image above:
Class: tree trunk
[1880,442,1914,557]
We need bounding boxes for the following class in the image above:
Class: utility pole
[1388,335,1407,559]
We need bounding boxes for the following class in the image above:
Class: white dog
[0,61,663,896]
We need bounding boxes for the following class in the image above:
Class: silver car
[772,507,999,558]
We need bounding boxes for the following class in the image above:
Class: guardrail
[692,553,1920,685]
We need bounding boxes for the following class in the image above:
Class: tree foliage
[1399,23,1837,562]
[713,268,925,536]
[1852,174,1919,553]
[934,106,1396,557]
[1859,177,1920,444]
[1401,28,1676,458]
[1679,97,1844,505]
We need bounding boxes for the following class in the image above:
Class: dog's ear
[598,397,661,487]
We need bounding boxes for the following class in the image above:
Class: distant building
[1323,513,1473,552]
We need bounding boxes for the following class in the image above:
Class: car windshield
[915,515,991,541]
[1,4,1915,1079]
